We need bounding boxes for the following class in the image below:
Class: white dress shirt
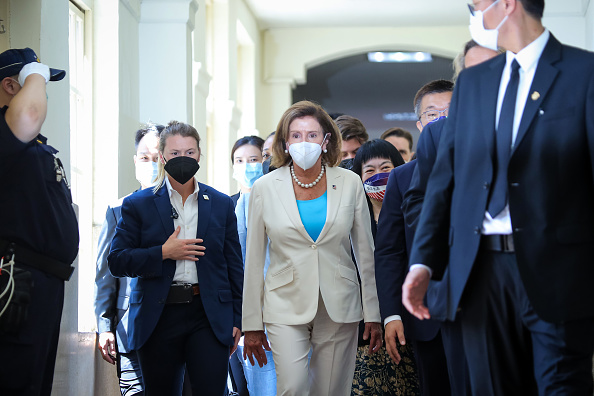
[410,29,550,278]
[165,176,200,284]
[482,29,550,235]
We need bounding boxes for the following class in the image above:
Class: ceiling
[246,0,591,148]
[244,0,591,29]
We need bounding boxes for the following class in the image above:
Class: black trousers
[0,265,64,396]
[137,294,229,396]
[459,249,594,396]
[412,330,451,396]
[440,316,472,396]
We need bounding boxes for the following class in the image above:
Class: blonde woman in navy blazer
[242,101,382,396]
[109,121,243,395]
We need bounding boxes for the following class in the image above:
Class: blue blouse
[296,191,327,241]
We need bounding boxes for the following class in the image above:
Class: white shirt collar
[505,29,550,73]
[164,176,200,200]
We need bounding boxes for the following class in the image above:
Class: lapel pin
[531,91,540,101]
[539,109,544,116]
[203,194,209,200]
[332,185,336,190]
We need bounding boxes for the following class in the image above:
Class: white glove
[18,62,50,86]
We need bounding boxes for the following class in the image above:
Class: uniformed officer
[0,48,79,396]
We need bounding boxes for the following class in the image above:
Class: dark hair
[519,0,544,19]
[335,115,369,145]
[352,139,405,178]
[135,123,165,150]
[272,100,342,168]
[380,127,413,151]
[327,112,344,120]
[230,135,265,163]
[266,131,276,139]
[413,79,454,119]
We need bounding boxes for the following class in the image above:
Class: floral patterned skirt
[351,344,420,396]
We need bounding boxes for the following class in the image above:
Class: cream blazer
[242,165,381,331]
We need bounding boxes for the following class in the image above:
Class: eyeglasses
[468,3,476,16]
[468,0,499,16]
[420,108,449,123]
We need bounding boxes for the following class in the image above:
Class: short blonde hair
[153,121,201,193]
[271,100,342,169]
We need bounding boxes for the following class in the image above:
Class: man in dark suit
[403,1,594,394]
[403,41,500,232]
[376,80,454,396]
[108,122,243,395]
[94,124,163,396]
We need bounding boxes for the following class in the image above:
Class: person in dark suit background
[403,0,594,394]
[403,40,500,231]
[375,81,454,396]
[398,43,499,396]
[94,123,164,396]
[108,121,243,395]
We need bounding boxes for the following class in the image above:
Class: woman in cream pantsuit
[242,101,383,396]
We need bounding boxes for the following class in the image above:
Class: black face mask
[164,156,200,185]
[339,158,354,171]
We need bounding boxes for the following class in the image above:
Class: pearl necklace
[291,165,325,188]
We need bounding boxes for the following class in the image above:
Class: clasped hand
[162,226,206,261]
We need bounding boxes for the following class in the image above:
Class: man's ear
[2,77,18,95]
[133,154,137,165]
[416,120,423,133]
[502,0,517,16]
[197,148,202,163]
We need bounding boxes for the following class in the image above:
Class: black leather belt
[165,283,200,304]
[481,234,515,252]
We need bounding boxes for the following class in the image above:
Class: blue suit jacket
[402,118,446,231]
[94,199,134,353]
[375,160,441,341]
[108,182,244,350]
[410,35,594,323]
[400,119,451,321]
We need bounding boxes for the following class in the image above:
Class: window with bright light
[68,0,95,332]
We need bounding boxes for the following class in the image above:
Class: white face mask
[233,162,264,188]
[469,0,508,51]
[288,134,328,171]
[135,161,159,187]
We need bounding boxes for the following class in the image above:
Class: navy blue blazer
[402,118,446,231]
[400,119,452,321]
[410,35,594,323]
[108,183,244,350]
[375,160,440,341]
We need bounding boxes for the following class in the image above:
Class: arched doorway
[293,51,454,148]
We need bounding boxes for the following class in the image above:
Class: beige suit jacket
[242,165,381,331]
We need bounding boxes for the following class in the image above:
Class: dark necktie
[488,59,521,218]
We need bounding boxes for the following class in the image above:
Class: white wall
[118,0,141,197]
[10,0,72,176]
[587,0,594,50]
[543,15,587,49]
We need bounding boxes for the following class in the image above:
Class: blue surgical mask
[233,162,264,188]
